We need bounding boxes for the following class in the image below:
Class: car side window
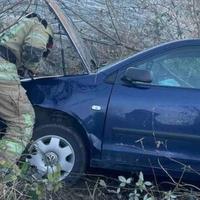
[134,46,200,89]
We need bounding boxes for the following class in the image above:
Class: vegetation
[1,169,200,200]
[0,0,200,199]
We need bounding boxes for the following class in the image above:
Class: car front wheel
[26,124,87,184]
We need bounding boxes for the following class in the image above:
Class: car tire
[26,124,87,184]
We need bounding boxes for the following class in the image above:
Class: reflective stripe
[0,58,19,81]
[29,32,48,45]
[0,140,24,155]
[0,21,26,45]
[22,113,34,141]
[23,113,34,126]
[6,142,24,155]
[0,62,16,72]
[0,74,19,81]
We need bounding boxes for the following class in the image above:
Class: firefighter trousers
[0,57,35,176]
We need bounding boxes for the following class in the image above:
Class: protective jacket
[0,17,50,81]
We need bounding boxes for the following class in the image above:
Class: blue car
[20,1,200,183]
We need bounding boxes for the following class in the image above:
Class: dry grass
[0,169,200,200]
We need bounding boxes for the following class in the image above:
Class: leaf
[156,141,162,148]
[139,172,144,182]
[147,198,155,200]
[129,193,134,197]
[118,176,127,183]
[143,194,148,200]
[171,194,177,199]
[117,187,121,194]
[108,189,117,194]
[117,193,122,199]
[144,181,152,186]
[99,179,107,188]
[126,177,132,184]
[120,182,126,187]
[136,182,140,187]
[20,162,29,175]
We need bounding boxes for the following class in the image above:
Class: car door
[103,45,200,173]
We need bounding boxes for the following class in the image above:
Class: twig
[58,0,139,52]
[0,0,24,16]
[173,166,186,192]
[0,0,33,34]
[105,0,121,42]
[157,158,177,185]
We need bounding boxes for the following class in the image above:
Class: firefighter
[0,13,54,182]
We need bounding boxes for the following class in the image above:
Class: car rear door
[103,45,200,173]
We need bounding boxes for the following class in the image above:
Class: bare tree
[1,0,200,69]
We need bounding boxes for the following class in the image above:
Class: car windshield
[0,0,98,77]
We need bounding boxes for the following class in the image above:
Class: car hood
[45,0,97,73]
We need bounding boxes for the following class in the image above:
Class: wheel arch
[33,106,91,155]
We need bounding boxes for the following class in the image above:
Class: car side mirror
[122,67,152,83]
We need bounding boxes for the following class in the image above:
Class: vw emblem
[45,152,58,164]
